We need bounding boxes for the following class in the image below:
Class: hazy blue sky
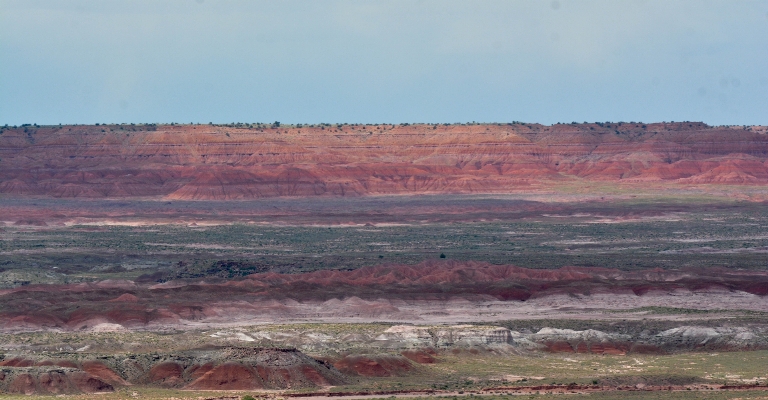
[1,0,767,125]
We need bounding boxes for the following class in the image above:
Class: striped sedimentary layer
[1,123,767,199]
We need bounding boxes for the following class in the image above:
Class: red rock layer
[1,261,767,332]
[0,123,766,199]
[80,361,129,386]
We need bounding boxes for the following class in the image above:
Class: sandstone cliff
[0,122,766,199]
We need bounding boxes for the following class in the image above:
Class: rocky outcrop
[0,348,346,393]
[2,324,768,394]
[653,326,768,351]
[524,326,768,354]
[129,348,347,390]
[1,123,766,200]
[530,328,634,355]
[375,325,515,348]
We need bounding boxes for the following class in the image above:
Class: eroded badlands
[1,122,767,200]
[1,261,767,332]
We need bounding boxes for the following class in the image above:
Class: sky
[1,0,767,126]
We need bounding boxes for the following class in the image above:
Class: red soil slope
[1,123,766,199]
[332,355,413,377]
[0,367,113,395]
[0,349,346,393]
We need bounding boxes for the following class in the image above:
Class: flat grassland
[2,196,767,287]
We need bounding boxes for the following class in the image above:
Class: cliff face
[0,122,766,199]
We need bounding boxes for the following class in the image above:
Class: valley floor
[1,194,767,398]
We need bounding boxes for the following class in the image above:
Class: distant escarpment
[0,122,766,199]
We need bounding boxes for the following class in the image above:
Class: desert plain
[0,122,768,399]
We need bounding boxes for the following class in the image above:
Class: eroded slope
[1,261,767,332]
[1,123,766,199]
